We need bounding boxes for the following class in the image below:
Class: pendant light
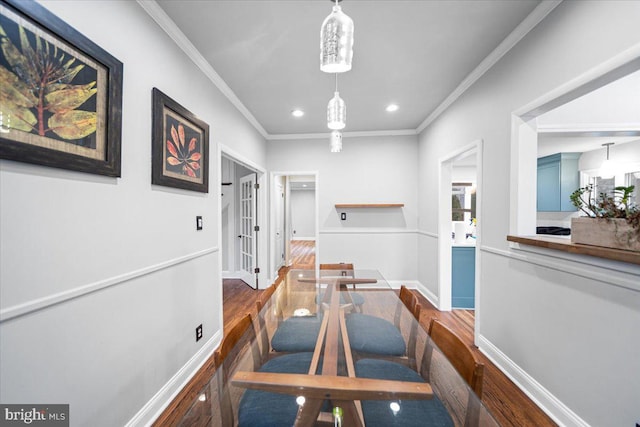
[327,74,346,130]
[330,130,343,153]
[600,142,616,178]
[320,0,354,73]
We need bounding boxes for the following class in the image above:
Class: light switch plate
[196,216,203,230]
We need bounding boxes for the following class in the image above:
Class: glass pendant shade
[327,91,346,130]
[330,130,343,152]
[320,5,354,73]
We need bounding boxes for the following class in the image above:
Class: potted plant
[570,184,640,251]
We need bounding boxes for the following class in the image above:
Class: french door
[239,173,258,288]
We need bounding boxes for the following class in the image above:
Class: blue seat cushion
[355,358,454,427]
[238,353,327,427]
[271,316,322,352]
[346,313,406,356]
[316,290,365,306]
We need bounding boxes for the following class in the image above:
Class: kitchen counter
[507,234,640,265]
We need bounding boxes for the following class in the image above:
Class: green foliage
[571,184,640,235]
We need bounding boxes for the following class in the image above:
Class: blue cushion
[355,359,454,427]
[346,313,406,356]
[316,290,365,306]
[238,353,325,427]
[271,316,322,352]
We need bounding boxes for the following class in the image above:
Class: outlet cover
[196,324,203,342]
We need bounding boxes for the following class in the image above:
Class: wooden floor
[159,241,557,426]
[289,239,315,269]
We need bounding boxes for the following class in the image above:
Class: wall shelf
[335,203,404,208]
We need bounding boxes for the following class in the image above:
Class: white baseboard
[413,281,440,308]
[387,280,420,290]
[126,330,222,427]
[478,335,589,427]
[292,237,315,241]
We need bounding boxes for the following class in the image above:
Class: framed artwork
[0,0,123,177]
[152,88,209,193]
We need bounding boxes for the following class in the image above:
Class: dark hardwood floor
[156,241,556,426]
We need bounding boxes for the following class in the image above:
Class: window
[452,183,476,222]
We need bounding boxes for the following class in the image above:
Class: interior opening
[511,59,640,238]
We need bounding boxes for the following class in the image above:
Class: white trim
[417,230,438,239]
[0,247,219,322]
[137,0,268,138]
[437,139,483,314]
[139,0,559,140]
[126,330,222,427]
[414,281,440,309]
[267,129,417,141]
[417,0,562,133]
[292,237,316,241]
[514,43,640,119]
[482,245,640,292]
[220,144,267,175]
[320,228,418,235]
[386,279,421,290]
[537,122,640,135]
[478,335,589,427]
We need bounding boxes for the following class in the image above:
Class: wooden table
[232,273,434,426]
[182,269,501,427]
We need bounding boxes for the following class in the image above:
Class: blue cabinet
[452,246,475,309]
[537,153,580,212]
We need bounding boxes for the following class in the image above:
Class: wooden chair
[354,317,485,427]
[213,314,260,426]
[319,263,365,310]
[346,285,422,368]
[424,318,484,398]
[255,284,277,363]
[213,312,321,427]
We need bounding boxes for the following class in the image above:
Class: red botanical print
[166,123,201,177]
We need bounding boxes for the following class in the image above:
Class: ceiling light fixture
[600,142,616,178]
[330,130,343,153]
[327,74,346,130]
[385,104,399,112]
[320,0,354,74]
[291,109,304,118]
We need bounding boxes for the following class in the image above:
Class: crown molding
[140,0,560,141]
[416,0,563,134]
[137,0,268,138]
[267,128,418,141]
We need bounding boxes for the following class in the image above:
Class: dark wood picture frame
[0,0,123,177]
[152,88,209,193]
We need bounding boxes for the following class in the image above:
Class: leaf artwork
[0,18,97,141]
[166,123,201,178]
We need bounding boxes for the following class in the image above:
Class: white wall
[267,134,419,282]
[418,1,640,426]
[290,189,316,240]
[0,1,266,426]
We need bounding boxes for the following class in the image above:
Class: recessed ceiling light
[385,104,399,112]
[291,109,305,118]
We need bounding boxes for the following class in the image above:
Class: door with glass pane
[239,173,258,288]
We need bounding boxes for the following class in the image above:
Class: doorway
[438,140,483,344]
[270,172,318,275]
[221,153,265,289]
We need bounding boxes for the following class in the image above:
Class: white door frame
[219,144,268,289]
[438,139,483,345]
[269,170,319,279]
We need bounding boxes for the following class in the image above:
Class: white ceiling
[153,0,543,137]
